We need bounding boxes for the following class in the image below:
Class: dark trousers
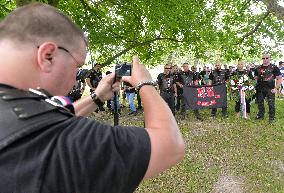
[107,100,111,110]
[180,95,201,118]
[256,89,275,119]
[136,92,142,109]
[176,94,182,111]
[235,98,251,113]
[161,92,175,115]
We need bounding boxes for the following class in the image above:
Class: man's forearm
[140,85,181,145]
[73,96,98,117]
[275,77,282,89]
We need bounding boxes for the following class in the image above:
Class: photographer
[0,3,184,193]
[67,68,88,102]
[86,62,105,111]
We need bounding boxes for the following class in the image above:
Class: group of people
[68,63,143,115]
[157,54,282,123]
[70,53,283,124]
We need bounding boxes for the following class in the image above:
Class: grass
[93,98,284,193]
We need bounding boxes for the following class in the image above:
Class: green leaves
[2,0,284,66]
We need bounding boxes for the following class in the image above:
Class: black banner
[183,84,227,110]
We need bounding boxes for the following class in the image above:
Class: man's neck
[262,63,270,67]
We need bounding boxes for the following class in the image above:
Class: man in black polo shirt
[0,3,185,193]
[254,53,282,123]
[209,62,230,118]
[176,63,202,120]
[157,64,176,115]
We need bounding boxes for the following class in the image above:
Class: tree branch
[237,10,270,44]
[257,0,284,22]
[101,37,182,66]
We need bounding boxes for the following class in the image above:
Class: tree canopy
[1,0,284,66]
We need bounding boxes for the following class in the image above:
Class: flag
[183,84,227,110]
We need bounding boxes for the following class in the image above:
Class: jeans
[126,92,136,112]
[111,94,120,111]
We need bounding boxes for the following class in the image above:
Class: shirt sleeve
[44,117,151,193]
[273,66,281,77]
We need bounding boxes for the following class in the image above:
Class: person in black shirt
[68,68,87,102]
[0,3,185,193]
[254,53,282,123]
[157,64,176,115]
[86,63,103,92]
[231,61,253,118]
[86,63,105,111]
[176,63,202,120]
[123,81,137,115]
[209,62,230,118]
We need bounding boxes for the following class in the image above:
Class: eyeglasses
[58,46,82,67]
[37,45,82,67]
[262,57,270,60]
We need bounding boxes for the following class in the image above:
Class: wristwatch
[90,92,104,107]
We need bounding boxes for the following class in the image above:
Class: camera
[115,62,132,78]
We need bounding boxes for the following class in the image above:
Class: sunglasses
[164,67,172,69]
[262,57,270,60]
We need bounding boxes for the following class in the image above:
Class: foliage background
[1,0,284,67]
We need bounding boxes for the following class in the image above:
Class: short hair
[0,3,87,49]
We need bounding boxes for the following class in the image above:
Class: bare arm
[275,76,282,88]
[122,56,185,179]
[272,75,283,93]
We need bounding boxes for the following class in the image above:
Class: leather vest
[159,73,174,92]
[180,71,194,86]
[0,86,74,151]
[256,64,275,82]
[212,69,226,84]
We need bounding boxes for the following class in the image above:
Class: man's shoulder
[157,73,164,79]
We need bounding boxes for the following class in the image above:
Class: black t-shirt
[255,64,281,89]
[124,82,136,93]
[157,73,174,92]
[88,70,102,88]
[0,116,151,193]
[209,69,229,84]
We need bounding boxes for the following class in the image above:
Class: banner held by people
[183,84,227,110]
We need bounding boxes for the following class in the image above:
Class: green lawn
[94,98,284,193]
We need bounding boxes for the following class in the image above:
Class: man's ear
[36,42,57,73]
